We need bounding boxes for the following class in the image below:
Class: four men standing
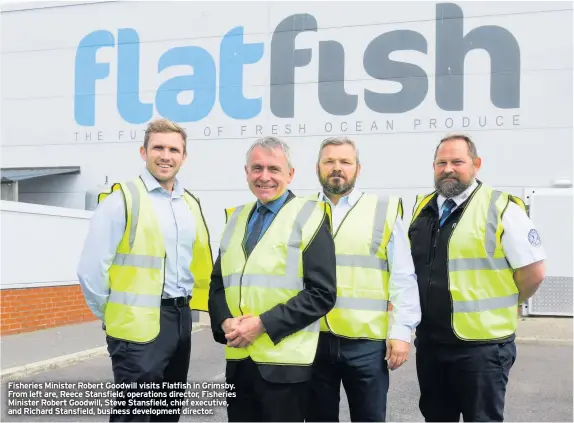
[79,119,546,423]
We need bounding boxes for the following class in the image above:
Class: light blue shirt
[245,190,290,245]
[319,189,421,343]
[77,168,197,320]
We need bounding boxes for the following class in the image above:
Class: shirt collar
[257,190,290,215]
[319,188,362,207]
[140,167,184,198]
[437,180,478,210]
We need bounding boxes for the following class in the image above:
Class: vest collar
[437,180,479,210]
[425,179,483,214]
[256,189,290,215]
[319,188,362,208]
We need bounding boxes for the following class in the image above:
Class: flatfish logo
[528,229,541,247]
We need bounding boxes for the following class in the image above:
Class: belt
[161,296,191,307]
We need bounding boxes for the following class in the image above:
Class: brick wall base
[0,286,521,336]
[1,285,97,336]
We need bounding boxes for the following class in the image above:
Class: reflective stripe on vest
[183,190,215,312]
[320,193,401,340]
[100,177,213,343]
[411,184,523,341]
[220,197,326,365]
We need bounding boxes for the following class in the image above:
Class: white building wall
[0,1,572,319]
[0,201,92,289]
[0,1,572,287]
[0,200,221,290]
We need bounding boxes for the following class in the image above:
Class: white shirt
[437,181,546,268]
[77,168,197,320]
[319,189,421,343]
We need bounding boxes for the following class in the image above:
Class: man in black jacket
[208,136,337,422]
[409,134,546,422]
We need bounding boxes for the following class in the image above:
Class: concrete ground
[2,316,571,373]
[1,324,573,422]
[1,320,105,370]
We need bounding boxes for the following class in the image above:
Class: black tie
[245,206,270,256]
[440,199,456,227]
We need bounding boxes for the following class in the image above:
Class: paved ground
[2,316,571,372]
[1,328,572,422]
[0,321,105,370]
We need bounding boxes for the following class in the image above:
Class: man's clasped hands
[222,314,265,348]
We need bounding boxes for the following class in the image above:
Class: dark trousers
[226,358,308,422]
[306,332,389,422]
[106,304,192,422]
[415,339,517,422]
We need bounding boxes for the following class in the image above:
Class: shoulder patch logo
[528,229,542,247]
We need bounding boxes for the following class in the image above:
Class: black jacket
[208,191,337,383]
[408,184,514,346]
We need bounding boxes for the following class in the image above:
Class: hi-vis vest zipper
[220,196,330,365]
[410,183,526,341]
[312,192,402,340]
[97,177,213,343]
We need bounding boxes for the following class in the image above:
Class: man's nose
[259,168,270,180]
[160,149,170,160]
[444,163,455,173]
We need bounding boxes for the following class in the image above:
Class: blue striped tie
[440,199,456,227]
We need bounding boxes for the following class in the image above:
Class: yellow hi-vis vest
[312,193,402,340]
[220,196,330,365]
[97,176,213,343]
[410,183,526,341]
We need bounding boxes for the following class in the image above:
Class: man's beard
[320,170,357,196]
[435,174,473,198]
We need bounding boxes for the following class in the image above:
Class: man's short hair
[317,137,360,164]
[143,118,188,153]
[246,136,293,169]
[434,134,478,161]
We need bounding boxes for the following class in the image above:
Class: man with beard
[306,137,421,422]
[408,134,546,422]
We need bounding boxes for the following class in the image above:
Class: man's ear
[474,156,482,171]
[140,145,147,161]
[287,167,295,183]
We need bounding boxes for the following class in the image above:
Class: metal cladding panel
[526,188,573,316]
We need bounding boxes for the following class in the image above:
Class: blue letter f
[74,30,115,126]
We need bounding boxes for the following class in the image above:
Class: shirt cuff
[86,300,106,321]
[219,314,233,330]
[388,324,414,343]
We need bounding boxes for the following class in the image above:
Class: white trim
[0,1,117,13]
[1,280,79,290]
[0,200,93,219]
